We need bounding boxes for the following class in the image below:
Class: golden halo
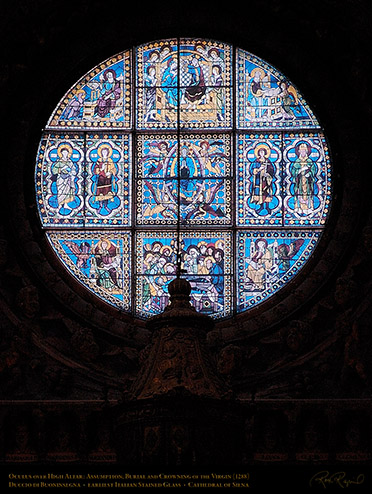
[215,239,224,250]
[57,142,73,158]
[97,143,113,158]
[204,255,215,264]
[254,143,271,159]
[160,245,171,255]
[251,67,265,79]
[96,237,113,251]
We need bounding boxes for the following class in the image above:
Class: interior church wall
[1,0,371,478]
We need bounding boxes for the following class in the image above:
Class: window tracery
[35,38,331,319]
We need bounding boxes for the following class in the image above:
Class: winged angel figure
[64,241,91,269]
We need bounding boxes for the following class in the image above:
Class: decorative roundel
[35,38,332,320]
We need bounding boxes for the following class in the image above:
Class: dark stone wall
[1,0,371,472]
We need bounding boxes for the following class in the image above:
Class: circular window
[35,38,332,320]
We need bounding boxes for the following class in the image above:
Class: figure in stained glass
[94,69,122,119]
[91,143,118,214]
[175,144,200,210]
[136,232,231,317]
[182,236,228,314]
[182,180,225,221]
[188,248,226,313]
[50,143,79,213]
[283,134,330,226]
[161,58,178,108]
[247,68,270,120]
[210,64,224,121]
[277,238,304,272]
[183,55,206,108]
[244,236,307,291]
[143,180,178,219]
[63,89,86,120]
[91,238,121,292]
[64,241,91,269]
[178,41,232,128]
[237,231,318,311]
[250,144,275,213]
[237,50,319,129]
[47,232,130,309]
[245,239,275,290]
[144,64,158,123]
[139,140,174,178]
[47,54,130,128]
[277,81,299,120]
[142,244,173,312]
[191,140,227,176]
[180,143,197,179]
[237,135,281,225]
[291,141,317,215]
[207,47,224,72]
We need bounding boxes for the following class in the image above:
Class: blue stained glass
[237,133,283,226]
[137,134,231,179]
[237,230,321,312]
[47,52,131,129]
[36,133,85,227]
[137,179,179,224]
[47,231,131,310]
[283,133,331,226]
[136,135,178,178]
[136,39,232,129]
[178,39,232,129]
[135,231,232,318]
[136,39,179,129]
[85,133,131,225]
[35,132,131,227]
[36,38,332,320]
[236,49,320,129]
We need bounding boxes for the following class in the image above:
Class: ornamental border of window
[35,37,332,320]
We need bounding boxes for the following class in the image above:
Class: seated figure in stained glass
[94,69,121,119]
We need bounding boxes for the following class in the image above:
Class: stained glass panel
[237,133,283,226]
[47,51,131,129]
[136,179,179,225]
[136,133,232,226]
[136,134,178,178]
[36,133,85,227]
[135,231,232,318]
[36,38,332,320]
[35,132,131,227]
[236,49,320,129]
[236,230,321,312]
[137,178,231,226]
[85,133,131,225]
[47,231,131,310]
[283,133,331,226]
[178,39,232,129]
[136,133,231,179]
[136,39,232,129]
[136,39,179,129]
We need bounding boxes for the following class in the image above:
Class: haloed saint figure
[51,143,77,212]
[36,38,331,319]
[250,144,274,214]
[292,141,316,215]
[92,143,118,214]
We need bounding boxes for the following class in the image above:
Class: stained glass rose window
[35,38,331,319]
